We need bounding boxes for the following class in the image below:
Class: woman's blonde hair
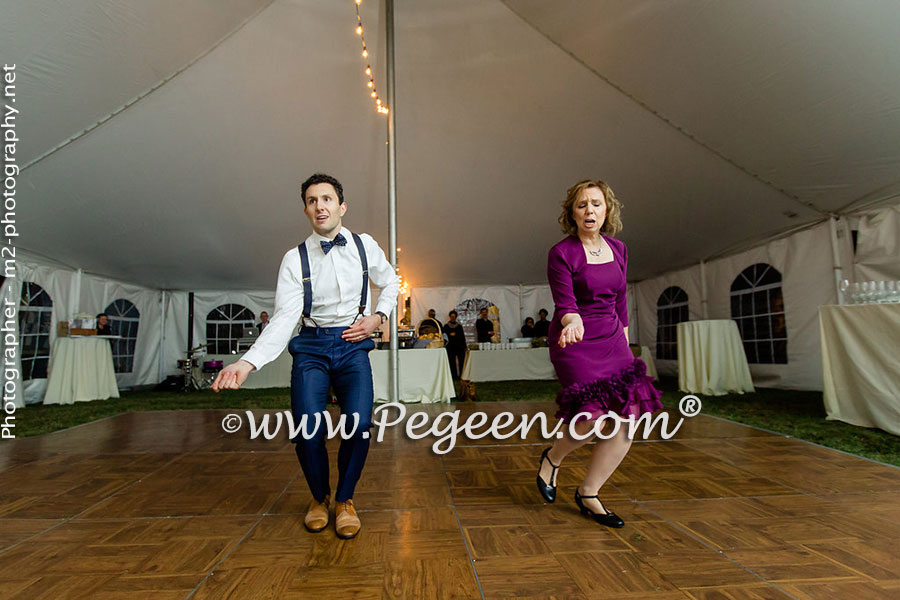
[558,179,623,237]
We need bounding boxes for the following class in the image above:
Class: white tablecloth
[677,320,754,396]
[820,304,900,436]
[370,349,454,403]
[44,337,120,405]
[462,348,556,382]
[218,348,454,403]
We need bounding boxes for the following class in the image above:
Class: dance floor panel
[0,403,899,599]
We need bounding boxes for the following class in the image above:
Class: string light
[354,0,388,115]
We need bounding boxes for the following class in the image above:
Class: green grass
[4,377,900,468]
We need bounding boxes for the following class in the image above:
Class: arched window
[206,304,255,354]
[105,299,140,373]
[656,286,689,360]
[19,282,53,380]
[730,263,787,364]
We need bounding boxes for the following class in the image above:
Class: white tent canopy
[4,1,900,403]
[8,0,900,289]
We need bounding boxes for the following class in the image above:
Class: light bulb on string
[354,3,388,116]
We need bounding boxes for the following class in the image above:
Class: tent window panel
[772,314,787,339]
[773,340,788,364]
[757,341,773,364]
[755,316,771,340]
[743,342,757,364]
[730,264,786,364]
[19,282,53,382]
[206,304,254,356]
[656,286,689,361]
[739,293,752,316]
[105,299,140,374]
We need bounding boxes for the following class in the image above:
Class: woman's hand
[558,314,584,348]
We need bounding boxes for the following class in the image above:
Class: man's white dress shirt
[242,227,399,370]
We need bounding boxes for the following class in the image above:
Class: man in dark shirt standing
[443,310,467,379]
[475,307,494,343]
[533,308,551,338]
[427,308,443,330]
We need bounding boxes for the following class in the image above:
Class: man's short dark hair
[301,173,344,204]
[449,310,458,317]
[96,313,108,319]
[538,308,548,317]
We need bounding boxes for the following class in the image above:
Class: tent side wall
[633,215,875,391]
[11,251,164,402]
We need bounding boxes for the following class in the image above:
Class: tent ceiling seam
[834,178,900,215]
[498,0,828,217]
[21,0,278,172]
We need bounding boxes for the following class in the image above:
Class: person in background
[427,308,443,330]
[96,313,112,336]
[521,317,535,338]
[257,311,270,332]
[533,308,551,338]
[475,307,494,343]
[443,310,467,379]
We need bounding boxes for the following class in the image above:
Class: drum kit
[178,344,224,392]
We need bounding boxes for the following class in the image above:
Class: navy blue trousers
[288,326,375,503]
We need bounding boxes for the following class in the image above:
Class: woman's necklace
[584,239,605,256]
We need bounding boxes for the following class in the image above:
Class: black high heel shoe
[574,489,625,528]
[536,447,560,503]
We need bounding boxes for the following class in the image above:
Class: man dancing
[213,173,398,539]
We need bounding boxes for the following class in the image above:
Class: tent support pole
[386,0,400,403]
[158,290,166,383]
[699,260,709,319]
[828,216,845,304]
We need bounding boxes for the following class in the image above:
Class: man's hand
[211,360,254,392]
[342,314,381,343]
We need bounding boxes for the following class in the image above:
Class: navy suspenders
[297,232,369,327]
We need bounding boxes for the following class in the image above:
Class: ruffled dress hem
[554,358,663,422]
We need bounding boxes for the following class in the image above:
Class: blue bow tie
[321,233,347,255]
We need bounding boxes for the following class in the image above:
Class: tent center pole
[385,0,400,404]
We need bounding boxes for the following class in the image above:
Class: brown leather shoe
[304,495,330,533]
[334,499,361,539]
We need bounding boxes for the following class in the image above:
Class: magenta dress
[548,235,663,422]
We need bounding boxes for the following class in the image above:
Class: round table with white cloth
[677,320,754,396]
[44,337,120,405]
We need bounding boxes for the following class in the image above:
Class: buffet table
[677,320,754,396]
[820,304,900,435]
[218,347,454,403]
[461,345,659,383]
[462,347,556,382]
[44,337,120,405]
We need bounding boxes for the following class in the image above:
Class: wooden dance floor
[0,401,899,599]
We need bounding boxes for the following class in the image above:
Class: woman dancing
[536,179,662,528]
